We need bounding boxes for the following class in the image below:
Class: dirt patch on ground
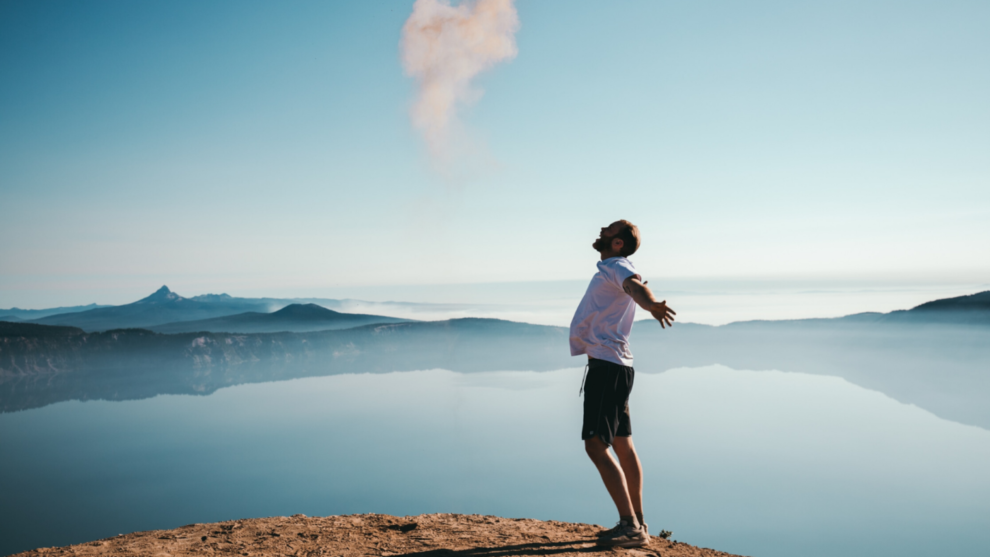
[12,513,745,557]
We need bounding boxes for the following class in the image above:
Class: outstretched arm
[623,276,676,328]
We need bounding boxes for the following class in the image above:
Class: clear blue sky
[1,0,988,308]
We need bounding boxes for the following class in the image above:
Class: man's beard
[593,236,610,252]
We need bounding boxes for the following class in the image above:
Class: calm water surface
[2,366,988,557]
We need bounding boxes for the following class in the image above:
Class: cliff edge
[12,513,744,557]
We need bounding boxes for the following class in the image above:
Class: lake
[1,365,989,557]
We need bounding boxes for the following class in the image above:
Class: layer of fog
[306,278,989,326]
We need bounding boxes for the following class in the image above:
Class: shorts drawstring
[579,362,590,396]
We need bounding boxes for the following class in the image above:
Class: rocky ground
[12,513,745,557]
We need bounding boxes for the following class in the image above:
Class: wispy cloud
[400,0,519,171]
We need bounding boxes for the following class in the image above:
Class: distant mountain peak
[271,303,341,318]
[137,285,184,304]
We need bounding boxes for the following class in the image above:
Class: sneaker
[598,521,649,539]
[597,520,649,538]
[596,521,649,548]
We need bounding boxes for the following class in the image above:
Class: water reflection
[5,321,989,437]
[1,366,988,557]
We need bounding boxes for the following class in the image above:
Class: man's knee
[584,437,610,463]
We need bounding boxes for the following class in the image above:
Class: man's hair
[616,220,640,257]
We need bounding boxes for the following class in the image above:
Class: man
[569,220,675,548]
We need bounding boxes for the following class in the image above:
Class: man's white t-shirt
[569,256,641,367]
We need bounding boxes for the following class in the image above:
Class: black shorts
[581,357,634,446]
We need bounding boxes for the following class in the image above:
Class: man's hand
[648,300,676,329]
[623,276,677,329]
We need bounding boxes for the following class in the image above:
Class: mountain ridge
[650,289,990,328]
[18,287,990,332]
[0,303,112,320]
[28,287,324,332]
[149,303,409,334]
[25,286,416,333]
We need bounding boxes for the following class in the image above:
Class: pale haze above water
[240,278,990,326]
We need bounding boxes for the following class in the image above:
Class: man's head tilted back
[593,220,640,257]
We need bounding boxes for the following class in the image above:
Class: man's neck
[599,251,621,261]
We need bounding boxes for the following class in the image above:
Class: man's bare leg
[584,437,637,524]
[612,436,643,518]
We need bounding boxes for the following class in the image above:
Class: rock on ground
[13,513,746,557]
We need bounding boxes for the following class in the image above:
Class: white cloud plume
[400,0,519,166]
